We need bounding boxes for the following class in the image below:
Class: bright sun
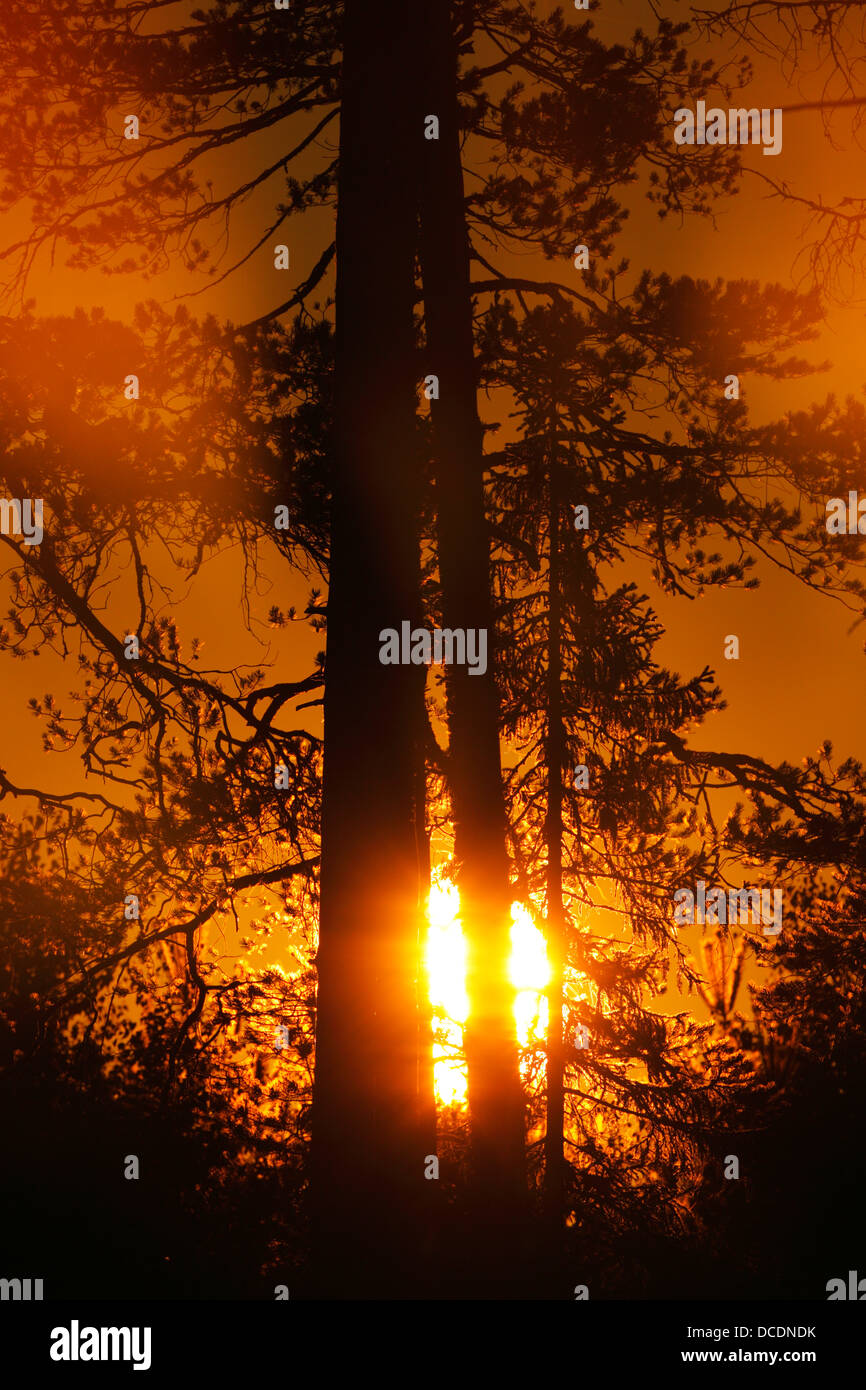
[425,868,550,1105]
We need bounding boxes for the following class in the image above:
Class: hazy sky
[2,2,864,1015]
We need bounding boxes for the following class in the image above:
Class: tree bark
[418,0,528,1287]
[544,424,567,1237]
[310,0,432,1298]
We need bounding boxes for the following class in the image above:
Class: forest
[1,0,866,1303]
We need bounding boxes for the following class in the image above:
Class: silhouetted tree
[310,0,432,1298]
[4,0,866,1302]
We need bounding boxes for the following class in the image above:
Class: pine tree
[310,0,431,1296]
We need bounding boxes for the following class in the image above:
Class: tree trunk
[310,0,432,1298]
[418,0,528,1288]
[415,738,437,1151]
[544,424,568,1241]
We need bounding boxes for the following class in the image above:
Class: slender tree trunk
[310,0,432,1297]
[418,0,528,1286]
[415,744,437,1149]
[544,425,567,1239]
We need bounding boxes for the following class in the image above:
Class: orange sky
[2,1,865,1024]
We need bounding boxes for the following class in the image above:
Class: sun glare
[510,900,550,1052]
[425,873,468,1104]
[425,872,550,1105]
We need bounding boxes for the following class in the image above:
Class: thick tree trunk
[310,0,432,1297]
[418,0,528,1287]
